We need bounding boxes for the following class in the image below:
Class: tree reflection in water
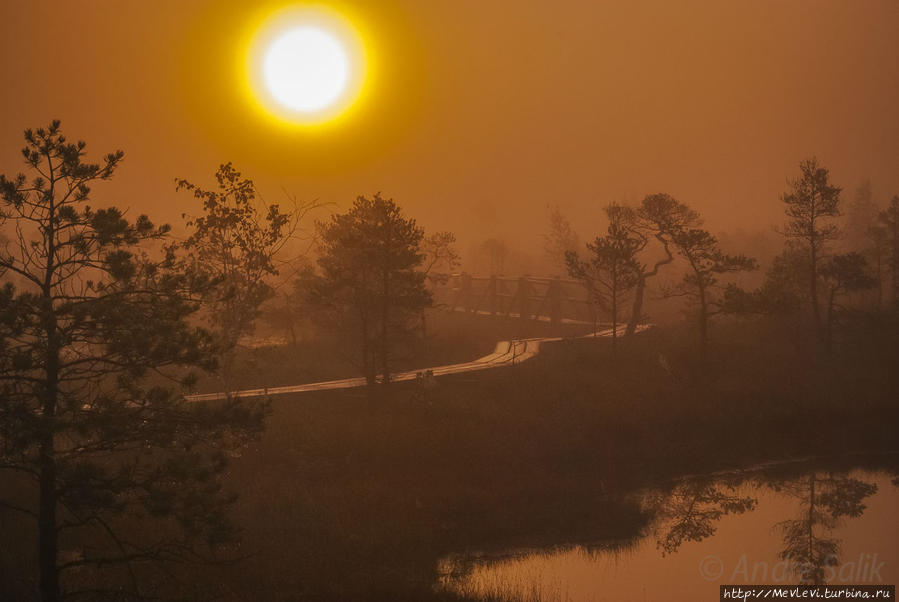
[768,472,877,584]
[648,476,757,556]
[440,461,894,600]
[650,468,879,584]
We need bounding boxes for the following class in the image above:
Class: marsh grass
[211,313,898,600]
[2,312,896,600]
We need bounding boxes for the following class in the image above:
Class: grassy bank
[213,315,899,600]
[2,314,896,600]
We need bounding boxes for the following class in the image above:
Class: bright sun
[246,6,367,126]
[264,27,349,112]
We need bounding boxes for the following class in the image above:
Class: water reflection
[439,459,898,602]
[769,472,877,584]
[648,476,757,556]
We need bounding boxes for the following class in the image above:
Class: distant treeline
[550,160,898,357]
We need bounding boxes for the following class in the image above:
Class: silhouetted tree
[627,193,697,335]
[842,180,887,309]
[0,122,265,601]
[311,194,431,385]
[665,227,757,357]
[176,163,316,383]
[781,158,842,344]
[820,253,876,352]
[261,260,317,348]
[419,231,460,337]
[845,180,878,248]
[543,205,580,276]
[566,204,642,353]
[879,195,899,305]
[865,224,890,309]
[724,247,806,318]
[421,231,461,286]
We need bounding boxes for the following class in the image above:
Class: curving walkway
[185,325,649,402]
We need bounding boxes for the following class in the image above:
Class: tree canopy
[310,193,431,385]
[0,122,265,601]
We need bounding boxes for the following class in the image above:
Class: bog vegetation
[1,122,898,600]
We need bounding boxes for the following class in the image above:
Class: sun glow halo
[246,6,367,126]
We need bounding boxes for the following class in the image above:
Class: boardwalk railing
[431,273,600,331]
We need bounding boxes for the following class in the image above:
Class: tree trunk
[893,229,899,306]
[626,275,645,336]
[40,179,61,602]
[39,302,60,602]
[38,436,59,602]
[627,245,674,337]
[361,314,375,386]
[218,303,242,387]
[610,272,618,356]
[809,241,822,345]
[380,273,391,386]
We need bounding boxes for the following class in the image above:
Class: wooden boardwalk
[185,325,649,402]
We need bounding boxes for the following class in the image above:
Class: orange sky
[2,0,898,271]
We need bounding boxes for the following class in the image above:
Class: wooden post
[449,273,461,311]
[517,277,531,326]
[460,272,473,313]
[488,275,498,315]
[500,278,511,316]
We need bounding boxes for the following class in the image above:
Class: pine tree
[0,122,265,601]
[781,158,842,344]
[311,194,431,385]
[566,204,642,354]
